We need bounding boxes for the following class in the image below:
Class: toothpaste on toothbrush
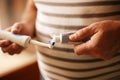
[49,32,83,47]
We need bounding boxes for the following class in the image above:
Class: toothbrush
[49,32,89,46]
[0,30,53,48]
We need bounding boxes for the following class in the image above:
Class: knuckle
[12,23,23,33]
[2,48,8,53]
[74,32,79,39]
[8,52,15,55]
[12,43,23,49]
[14,22,21,26]
[80,28,86,34]
[74,46,81,55]
[12,22,22,30]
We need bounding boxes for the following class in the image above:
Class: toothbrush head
[49,40,55,48]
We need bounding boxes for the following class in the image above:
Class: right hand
[69,20,120,60]
[0,22,33,55]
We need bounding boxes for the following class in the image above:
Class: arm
[0,0,37,54]
[21,0,37,37]
[69,20,120,60]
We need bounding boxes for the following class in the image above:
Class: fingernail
[69,35,74,40]
[2,48,7,53]
[11,29,18,34]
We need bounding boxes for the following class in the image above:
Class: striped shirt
[34,0,120,80]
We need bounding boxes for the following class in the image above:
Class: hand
[0,22,34,55]
[69,20,120,60]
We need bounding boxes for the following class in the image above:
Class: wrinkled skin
[69,20,120,60]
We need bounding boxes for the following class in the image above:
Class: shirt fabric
[34,0,120,80]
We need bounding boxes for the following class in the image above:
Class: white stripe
[36,32,49,43]
[37,46,98,60]
[37,51,120,69]
[91,71,120,80]
[38,12,120,26]
[40,66,70,80]
[35,4,120,15]
[36,22,75,35]
[34,0,113,3]
[39,60,120,78]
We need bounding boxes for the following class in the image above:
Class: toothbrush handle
[0,30,31,47]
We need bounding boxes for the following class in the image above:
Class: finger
[11,23,23,34]
[7,47,23,55]
[0,40,12,47]
[2,43,24,54]
[74,42,90,55]
[12,43,24,52]
[69,26,94,41]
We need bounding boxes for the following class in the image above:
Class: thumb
[11,23,23,34]
[69,27,94,41]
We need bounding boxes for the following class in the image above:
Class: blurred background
[0,0,40,80]
[0,0,26,29]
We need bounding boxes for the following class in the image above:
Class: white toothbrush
[0,30,53,48]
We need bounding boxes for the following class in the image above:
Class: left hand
[69,20,120,60]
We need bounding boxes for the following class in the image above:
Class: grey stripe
[109,75,120,80]
[44,68,120,80]
[41,11,120,18]
[53,47,74,53]
[35,1,120,6]
[46,76,57,80]
[39,50,120,63]
[39,51,103,63]
[36,30,51,38]
[38,21,86,30]
[42,60,120,72]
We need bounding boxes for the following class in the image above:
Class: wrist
[18,21,35,37]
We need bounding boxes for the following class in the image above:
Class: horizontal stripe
[46,76,57,80]
[41,60,120,72]
[109,75,120,80]
[40,69,120,80]
[39,51,103,63]
[44,68,120,80]
[37,46,99,60]
[53,47,74,53]
[38,20,86,30]
[35,1,120,6]
[40,67,71,80]
[91,71,120,80]
[37,51,120,70]
[40,60,120,78]
[38,43,120,62]
[41,11,120,18]
[38,13,120,26]
[35,0,113,3]
[36,22,74,35]
[36,30,51,38]
[36,4,120,15]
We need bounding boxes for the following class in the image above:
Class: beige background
[0,1,40,80]
[0,0,26,29]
